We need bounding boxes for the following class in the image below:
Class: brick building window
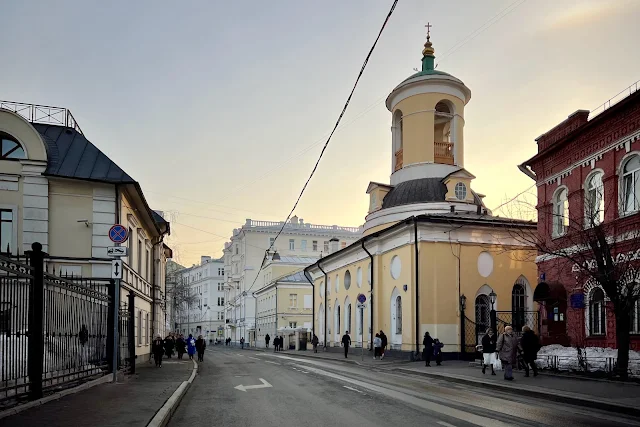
[552,187,569,237]
[622,154,640,214]
[585,171,604,226]
[588,288,606,336]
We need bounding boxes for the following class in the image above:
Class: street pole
[112,275,120,383]
[361,306,364,362]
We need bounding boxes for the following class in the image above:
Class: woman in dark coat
[175,334,186,360]
[152,334,165,367]
[423,332,434,366]
[195,335,206,362]
[481,328,497,375]
[520,326,540,377]
[164,335,174,358]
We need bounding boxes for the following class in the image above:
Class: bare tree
[166,266,198,331]
[502,181,640,379]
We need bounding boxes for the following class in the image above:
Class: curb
[394,367,640,417]
[0,374,112,420]
[146,359,198,427]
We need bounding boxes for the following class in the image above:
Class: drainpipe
[413,217,420,358]
[303,267,315,339]
[361,240,374,351]
[317,261,328,349]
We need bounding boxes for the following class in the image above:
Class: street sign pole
[108,224,129,383]
[357,293,367,362]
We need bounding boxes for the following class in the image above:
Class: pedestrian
[423,332,434,366]
[164,335,174,359]
[152,334,164,367]
[311,334,319,353]
[481,328,497,375]
[196,335,206,362]
[496,326,519,381]
[373,333,382,360]
[187,334,196,360]
[520,326,540,377]
[240,337,245,349]
[341,331,351,358]
[279,335,284,351]
[176,334,186,360]
[379,330,388,359]
[265,333,271,348]
[433,339,444,366]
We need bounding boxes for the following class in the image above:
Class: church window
[454,182,467,200]
[585,171,604,226]
[511,283,526,332]
[395,296,402,334]
[475,295,490,333]
[1,134,26,160]
[588,288,606,336]
[344,270,351,290]
[622,154,640,214]
[346,303,352,334]
[393,110,403,171]
[552,187,569,237]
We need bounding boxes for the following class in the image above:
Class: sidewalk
[243,345,410,366]
[1,359,195,427]
[396,361,640,416]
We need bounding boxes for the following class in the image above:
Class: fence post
[107,280,116,374]
[27,242,45,400]
[128,291,136,374]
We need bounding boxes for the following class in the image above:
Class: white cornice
[363,202,482,232]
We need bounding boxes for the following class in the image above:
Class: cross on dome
[425,22,432,42]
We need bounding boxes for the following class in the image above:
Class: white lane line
[343,385,365,394]
[437,422,456,427]
[300,371,309,374]
[265,360,281,365]
[248,356,261,361]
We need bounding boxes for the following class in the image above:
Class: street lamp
[459,294,467,357]
[459,294,467,311]
[489,289,497,333]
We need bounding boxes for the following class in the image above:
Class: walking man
[423,332,434,366]
[265,334,270,349]
[520,326,540,377]
[341,331,351,358]
[240,337,245,349]
[497,326,518,381]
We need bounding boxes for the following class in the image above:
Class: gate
[118,291,136,374]
[496,311,540,337]
[0,243,134,408]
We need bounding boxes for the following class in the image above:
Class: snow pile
[536,344,640,376]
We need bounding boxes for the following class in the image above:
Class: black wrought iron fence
[118,291,135,374]
[0,243,134,408]
[495,311,540,336]
[462,315,480,355]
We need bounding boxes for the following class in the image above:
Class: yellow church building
[305,33,538,358]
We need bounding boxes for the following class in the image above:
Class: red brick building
[520,84,640,350]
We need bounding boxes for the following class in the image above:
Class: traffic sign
[357,293,367,304]
[111,259,123,279]
[109,224,128,244]
[107,246,128,257]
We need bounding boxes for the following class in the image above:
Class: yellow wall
[48,179,93,258]
[394,93,465,167]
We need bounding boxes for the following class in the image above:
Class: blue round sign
[109,224,129,244]
[357,293,367,304]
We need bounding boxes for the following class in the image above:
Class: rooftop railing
[0,100,84,135]
[589,80,639,120]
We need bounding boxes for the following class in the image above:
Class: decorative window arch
[585,170,604,227]
[0,133,27,160]
[588,287,606,336]
[621,153,640,215]
[552,186,569,237]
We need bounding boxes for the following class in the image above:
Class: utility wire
[242,0,399,296]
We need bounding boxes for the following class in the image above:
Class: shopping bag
[493,356,502,371]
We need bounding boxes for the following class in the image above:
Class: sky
[2,0,639,266]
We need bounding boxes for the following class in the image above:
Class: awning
[533,282,567,301]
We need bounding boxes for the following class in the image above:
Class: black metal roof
[33,124,135,184]
[381,177,483,209]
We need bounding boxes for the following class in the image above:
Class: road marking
[234,378,273,392]
[437,422,456,427]
[248,356,260,361]
[265,360,281,365]
[343,385,365,394]
[300,371,309,374]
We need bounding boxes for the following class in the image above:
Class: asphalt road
[169,348,640,427]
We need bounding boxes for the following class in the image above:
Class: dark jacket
[481,333,497,354]
[196,338,206,353]
[265,334,270,343]
[433,341,444,355]
[176,338,186,353]
[312,335,319,345]
[341,334,351,346]
[380,333,388,348]
[520,330,541,361]
[423,334,434,349]
[152,338,164,356]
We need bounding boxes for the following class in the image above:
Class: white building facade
[175,256,226,341]
[224,216,361,346]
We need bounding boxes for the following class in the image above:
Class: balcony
[434,141,454,165]
[394,149,403,171]
[0,100,84,135]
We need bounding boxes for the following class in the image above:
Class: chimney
[330,237,340,254]
[201,256,211,265]
[290,215,299,225]
[299,218,304,225]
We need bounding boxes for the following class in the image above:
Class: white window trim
[584,169,605,228]
[619,152,640,217]
[584,282,608,337]
[0,204,19,255]
[551,185,569,239]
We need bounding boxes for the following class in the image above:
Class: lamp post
[489,289,497,334]
[459,294,467,357]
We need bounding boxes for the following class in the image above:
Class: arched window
[346,303,352,334]
[0,135,26,160]
[434,101,454,165]
[344,270,351,290]
[393,110,403,171]
[512,283,526,332]
[585,171,604,226]
[475,295,490,333]
[622,155,640,214]
[395,296,402,334]
[552,187,569,237]
[589,288,606,336]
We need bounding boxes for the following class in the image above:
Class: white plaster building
[224,216,361,346]
[175,256,225,341]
